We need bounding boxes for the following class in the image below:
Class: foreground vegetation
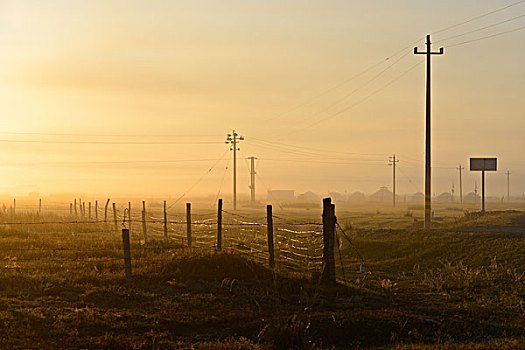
[0,208,523,349]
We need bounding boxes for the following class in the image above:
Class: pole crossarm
[226,130,244,210]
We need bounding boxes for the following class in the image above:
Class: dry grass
[0,207,524,349]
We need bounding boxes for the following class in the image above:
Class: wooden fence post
[141,201,147,242]
[74,199,77,217]
[112,203,118,231]
[69,203,73,216]
[39,198,42,215]
[13,199,15,215]
[128,202,132,233]
[267,204,275,268]
[88,202,92,220]
[186,202,192,248]
[322,198,336,283]
[163,200,168,239]
[121,228,132,282]
[104,198,110,223]
[217,198,222,251]
[95,200,98,221]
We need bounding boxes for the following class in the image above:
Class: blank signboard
[470,158,497,171]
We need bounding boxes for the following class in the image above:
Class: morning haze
[1,1,525,349]
[0,0,523,199]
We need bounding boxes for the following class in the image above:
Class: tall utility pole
[414,35,444,229]
[226,130,244,210]
[248,156,257,205]
[506,170,511,201]
[457,165,464,204]
[388,154,399,208]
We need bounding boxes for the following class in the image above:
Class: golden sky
[0,0,524,201]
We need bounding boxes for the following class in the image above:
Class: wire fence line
[0,200,330,277]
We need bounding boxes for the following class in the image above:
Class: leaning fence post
[141,201,147,242]
[121,228,132,282]
[163,200,168,239]
[186,202,192,248]
[267,204,275,268]
[104,198,110,223]
[128,202,132,233]
[112,203,118,231]
[217,198,223,251]
[322,198,336,283]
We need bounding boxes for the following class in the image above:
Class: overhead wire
[287,59,424,135]
[166,150,229,210]
[0,139,222,145]
[284,51,412,129]
[447,24,525,47]
[431,0,525,35]
[435,12,525,44]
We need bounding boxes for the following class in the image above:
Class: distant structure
[369,186,393,202]
[267,190,295,202]
[464,192,481,202]
[436,192,453,202]
[348,191,366,202]
[297,191,319,203]
[411,192,424,202]
[328,192,345,202]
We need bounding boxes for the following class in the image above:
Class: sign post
[470,157,497,213]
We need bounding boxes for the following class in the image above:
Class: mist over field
[0,1,524,349]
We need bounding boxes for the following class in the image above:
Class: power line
[282,51,412,129]
[448,24,525,47]
[263,37,424,124]
[289,59,424,135]
[247,136,389,157]
[0,132,222,138]
[0,139,222,145]
[431,0,525,35]
[435,12,525,44]
[166,150,229,210]
[1,158,232,166]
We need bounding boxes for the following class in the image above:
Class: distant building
[436,192,453,202]
[348,191,366,201]
[410,192,424,202]
[297,191,319,203]
[464,192,480,202]
[328,192,345,202]
[369,186,392,201]
[267,190,295,202]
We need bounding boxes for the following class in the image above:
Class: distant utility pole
[506,170,511,201]
[415,35,444,230]
[457,165,464,204]
[248,156,257,205]
[388,154,399,207]
[226,130,244,210]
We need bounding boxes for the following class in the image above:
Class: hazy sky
[0,0,524,201]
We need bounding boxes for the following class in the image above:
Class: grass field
[0,202,524,349]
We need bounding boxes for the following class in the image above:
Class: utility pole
[226,130,244,210]
[457,165,464,204]
[248,156,257,205]
[388,154,399,208]
[506,170,511,201]
[414,35,444,229]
